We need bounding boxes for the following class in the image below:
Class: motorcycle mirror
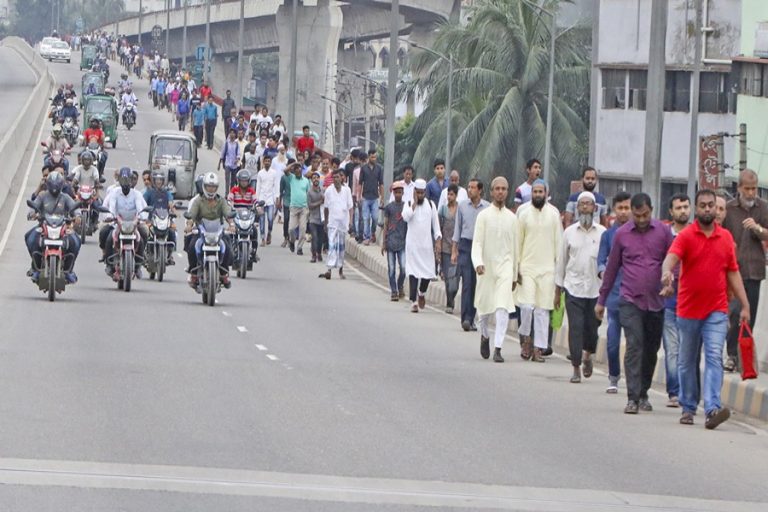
[95,205,111,213]
[183,211,192,219]
[26,199,38,210]
[141,206,154,213]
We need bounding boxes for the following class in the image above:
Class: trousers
[519,305,550,349]
[457,238,477,325]
[565,292,600,367]
[619,300,663,402]
[480,308,510,349]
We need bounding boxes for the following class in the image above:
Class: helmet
[80,151,94,164]
[202,172,219,199]
[52,124,62,135]
[236,169,250,188]
[151,172,165,188]
[90,118,99,127]
[46,171,65,197]
[121,73,127,79]
[117,167,132,188]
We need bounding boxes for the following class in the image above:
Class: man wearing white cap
[516,179,562,362]
[555,191,606,383]
[472,177,520,362]
[403,178,441,312]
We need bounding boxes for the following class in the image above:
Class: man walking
[662,189,750,429]
[472,177,520,363]
[563,167,609,227]
[218,129,241,192]
[722,169,768,372]
[556,192,606,382]
[255,155,280,245]
[307,172,325,263]
[596,193,673,414]
[597,191,632,393]
[662,194,691,407]
[382,181,408,300]
[438,170,468,210]
[278,163,293,248]
[287,163,310,255]
[452,179,489,331]
[516,179,561,362]
[321,169,354,280]
[221,90,236,125]
[203,96,218,150]
[358,149,383,245]
[513,159,541,210]
[403,179,441,313]
[426,159,447,205]
[438,184,460,313]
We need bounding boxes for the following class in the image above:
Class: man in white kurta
[471,177,520,363]
[403,179,442,313]
[516,179,562,362]
[321,170,354,279]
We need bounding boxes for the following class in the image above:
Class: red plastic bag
[738,322,759,380]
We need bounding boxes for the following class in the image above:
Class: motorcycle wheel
[123,251,133,292]
[157,245,166,283]
[47,255,58,302]
[206,261,217,307]
[239,242,248,279]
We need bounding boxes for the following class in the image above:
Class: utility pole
[687,0,702,202]
[165,0,171,57]
[384,0,399,193]
[642,0,667,215]
[236,0,245,109]
[739,123,747,172]
[138,0,143,47]
[446,54,453,173]
[716,133,725,190]
[287,0,299,138]
[364,84,371,151]
[542,8,556,182]
[204,0,211,82]
[182,0,187,69]
[588,0,600,164]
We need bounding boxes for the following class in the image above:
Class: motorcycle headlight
[121,220,136,234]
[204,232,219,245]
[154,217,169,230]
[235,217,251,229]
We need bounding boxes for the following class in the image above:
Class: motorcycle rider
[42,149,69,174]
[52,86,66,106]
[25,171,81,284]
[59,98,79,124]
[70,151,102,229]
[118,73,132,94]
[228,169,259,264]
[143,171,177,265]
[120,86,138,125]
[45,124,70,153]
[185,172,234,289]
[103,167,149,278]
[82,118,105,147]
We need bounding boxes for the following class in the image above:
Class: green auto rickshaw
[80,72,105,107]
[84,94,119,148]
[149,131,199,200]
[80,44,97,70]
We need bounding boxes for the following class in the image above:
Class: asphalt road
[0,53,766,512]
[0,46,39,140]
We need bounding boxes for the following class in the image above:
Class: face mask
[121,185,131,195]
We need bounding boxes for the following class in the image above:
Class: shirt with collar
[452,198,490,243]
[556,221,606,299]
[722,196,768,280]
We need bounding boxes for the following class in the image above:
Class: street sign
[151,25,163,40]
[75,17,84,31]
[196,45,211,62]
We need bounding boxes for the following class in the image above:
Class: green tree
[405,0,590,206]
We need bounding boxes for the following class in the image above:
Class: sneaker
[444,307,454,314]
[570,366,581,383]
[638,399,653,412]
[624,401,639,414]
[461,320,471,332]
[297,248,303,256]
[64,272,78,284]
[390,292,399,302]
[221,275,232,289]
[480,336,490,359]
[410,302,419,313]
[724,357,737,373]
[289,241,295,253]
[667,396,680,408]
[30,271,40,283]
[705,407,731,430]
[606,376,619,394]
[493,347,504,363]
[417,293,425,310]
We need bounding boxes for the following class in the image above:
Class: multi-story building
[592,0,741,205]
[734,0,768,182]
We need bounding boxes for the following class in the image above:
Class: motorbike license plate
[45,240,64,246]
[203,245,220,252]
[119,234,136,240]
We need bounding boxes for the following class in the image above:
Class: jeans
[387,249,406,295]
[440,252,459,308]
[361,198,378,241]
[726,278,761,358]
[409,275,430,302]
[565,292,599,367]
[309,222,324,256]
[457,239,477,325]
[193,124,203,146]
[225,166,239,193]
[259,204,275,238]
[606,307,622,379]
[662,308,681,398]
[205,119,216,149]
[25,228,80,272]
[282,205,291,239]
[619,300,663,403]
[178,113,188,131]
[677,312,729,415]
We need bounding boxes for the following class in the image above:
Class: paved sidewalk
[346,236,768,422]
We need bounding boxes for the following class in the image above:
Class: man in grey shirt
[451,178,490,331]
[307,172,325,263]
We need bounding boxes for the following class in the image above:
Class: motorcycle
[49,104,62,125]
[122,102,136,130]
[232,202,264,279]
[40,143,70,173]
[26,199,77,302]
[100,205,152,292]
[75,184,98,243]
[187,217,230,307]
[144,208,176,282]
[62,116,80,147]
[81,141,107,178]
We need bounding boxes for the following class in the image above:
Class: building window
[740,63,763,96]
[628,70,647,110]
[397,48,407,69]
[599,178,641,202]
[379,48,390,69]
[602,69,626,109]
[664,71,690,112]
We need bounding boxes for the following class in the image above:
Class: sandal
[583,358,593,378]
[531,348,545,363]
[519,336,532,361]
[680,412,694,425]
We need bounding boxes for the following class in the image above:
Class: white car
[39,37,59,59]
[48,41,71,63]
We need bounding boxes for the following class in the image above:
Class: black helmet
[118,167,132,187]
[47,171,65,197]
[236,169,250,188]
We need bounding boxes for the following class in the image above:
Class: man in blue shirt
[203,96,218,150]
[597,191,631,393]
[564,166,609,227]
[426,159,447,206]
[192,102,205,146]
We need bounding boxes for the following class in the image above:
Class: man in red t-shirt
[661,189,750,430]
[199,81,212,101]
[296,125,315,155]
[82,118,105,147]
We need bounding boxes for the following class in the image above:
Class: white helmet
[202,172,219,199]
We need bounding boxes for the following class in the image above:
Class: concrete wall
[0,38,55,214]
[740,0,768,56]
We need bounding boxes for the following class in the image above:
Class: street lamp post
[383,0,399,193]
[204,0,211,82]
[138,0,143,47]
[182,0,188,69]
[236,0,245,108]
[287,0,299,137]
[165,0,171,57]
[399,38,454,173]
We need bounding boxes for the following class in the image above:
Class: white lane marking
[254,344,268,351]
[222,311,232,317]
[266,354,279,361]
[236,326,248,333]
[0,457,760,511]
[0,85,53,258]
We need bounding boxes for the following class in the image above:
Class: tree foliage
[404,0,591,206]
